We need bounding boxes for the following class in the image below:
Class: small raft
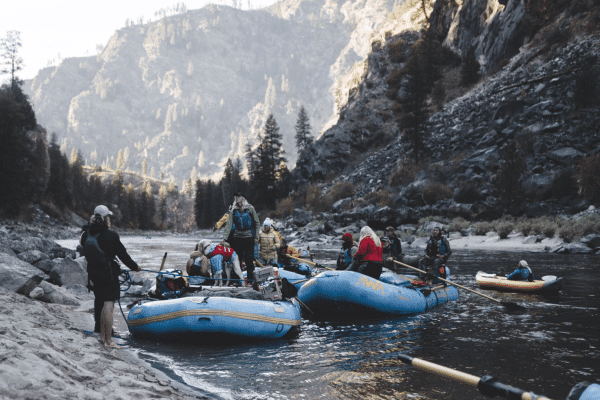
[297,270,459,316]
[475,271,563,294]
[128,295,301,340]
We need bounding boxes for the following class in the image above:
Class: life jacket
[207,244,234,262]
[428,237,447,256]
[233,208,253,231]
[339,247,353,268]
[83,231,112,282]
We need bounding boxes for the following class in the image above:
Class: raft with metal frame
[297,270,459,316]
[475,271,563,294]
[127,295,302,340]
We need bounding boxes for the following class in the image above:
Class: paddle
[159,252,168,271]
[392,260,525,311]
[398,354,552,400]
[286,255,334,270]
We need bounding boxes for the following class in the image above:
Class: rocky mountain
[24,0,429,183]
[293,0,600,225]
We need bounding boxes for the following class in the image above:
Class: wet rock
[579,234,600,249]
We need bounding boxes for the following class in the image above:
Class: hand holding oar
[392,260,525,311]
[286,255,334,270]
[398,354,552,400]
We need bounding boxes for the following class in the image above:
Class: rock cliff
[24,0,428,182]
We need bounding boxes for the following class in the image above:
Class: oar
[398,354,552,400]
[392,260,525,311]
[286,255,334,270]
[159,252,168,271]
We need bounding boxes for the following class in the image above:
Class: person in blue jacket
[506,260,535,281]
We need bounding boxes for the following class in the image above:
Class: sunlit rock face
[25,0,427,182]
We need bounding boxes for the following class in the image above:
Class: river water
[58,235,600,400]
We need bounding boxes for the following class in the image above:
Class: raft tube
[568,382,600,400]
[476,271,563,294]
[128,296,301,340]
[297,270,458,316]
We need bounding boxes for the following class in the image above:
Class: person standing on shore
[80,205,141,348]
[222,193,260,287]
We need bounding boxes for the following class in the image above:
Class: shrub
[495,221,514,239]
[386,68,404,89]
[577,154,600,202]
[363,188,394,207]
[306,184,333,213]
[422,182,453,204]
[516,220,533,236]
[330,181,355,202]
[272,197,294,219]
[449,217,469,232]
[387,38,406,63]
[574,66,599,108]
[388,159,421,186]
[473,221,494,235]
[460,46,480,86]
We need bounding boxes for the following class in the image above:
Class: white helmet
[518,260,528,268]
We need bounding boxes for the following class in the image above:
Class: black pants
[355,261,383,280]
[231,236,256,280]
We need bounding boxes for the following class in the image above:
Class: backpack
[83,231,112,282]
[233,209,253,231]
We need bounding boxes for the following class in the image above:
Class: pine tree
[70,149,87,211]
[194,179,205,228]
[1,31,24,90]
[295,106,313,153]
[255,114,286,210]
[0,82,38,215]
[398,54,431,163]
[158,185,168,229]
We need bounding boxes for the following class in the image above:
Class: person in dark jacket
[336,232,358,270]
[384,226,403,260]
[80,205,140,348]
[420,227,452,280]
[506,260,535,281]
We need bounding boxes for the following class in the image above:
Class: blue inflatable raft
[128,296,301,340]
[297,270,459,316]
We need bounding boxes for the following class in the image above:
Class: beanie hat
[263,218,272,226]
[342,233,352,241]
[519,260,528,268]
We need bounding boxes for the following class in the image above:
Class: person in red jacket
[347,226,383,279]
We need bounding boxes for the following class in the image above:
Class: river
[58,235,600,399]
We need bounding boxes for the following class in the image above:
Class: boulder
[410,237,428,248]
[17,250,48,265]
[292,209,313,227]
[49,256,88,288]
[547,147,585,165]
[0,252,45,294]
[579,234,600,249]
[556,242,594,254]
[34,259,55,274]
[0,240,16,257]
[522,173,554,195]
[30,281,80,306]
[22,237,45,252]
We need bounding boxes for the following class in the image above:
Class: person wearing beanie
[257,217,280,267]
[336,232,358,270]
[79,205,141,348]
[506,260,535,282]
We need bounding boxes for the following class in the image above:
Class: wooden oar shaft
[392,260,502,304]
[294,296,313,314]
[399,355,553,400]
[287,255,334,270]
[159,252,168,271]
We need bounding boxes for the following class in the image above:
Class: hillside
[292,0,600,224]
[24,0,429,183]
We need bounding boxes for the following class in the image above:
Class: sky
[0,0,278,81]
